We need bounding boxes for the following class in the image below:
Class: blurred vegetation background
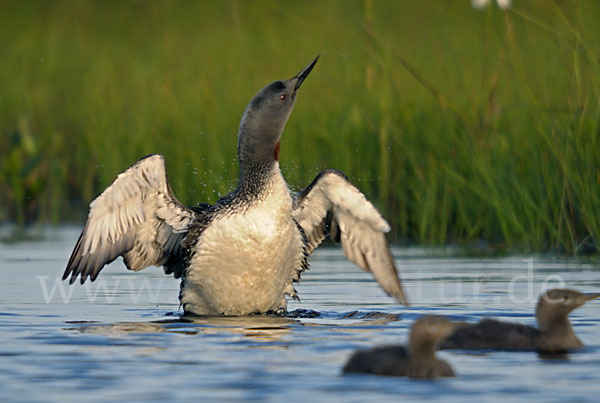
[1,0,599,253]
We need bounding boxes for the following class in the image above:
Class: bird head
[536,288,600,325]
[409,315,459,352]
[238,55,319,164]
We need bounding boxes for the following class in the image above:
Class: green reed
[0,0,599,253]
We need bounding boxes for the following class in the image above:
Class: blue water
[1,227,600,402]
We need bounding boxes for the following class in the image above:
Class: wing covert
[292,169,409,305]
[63,154,198,284]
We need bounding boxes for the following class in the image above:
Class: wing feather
[293,169,408,305]
[63,154,199,284]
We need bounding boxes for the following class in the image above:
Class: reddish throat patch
[274,141,280,161]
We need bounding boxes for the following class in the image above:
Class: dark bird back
[440,318,540,350]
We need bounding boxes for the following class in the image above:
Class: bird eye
[280,94,287,101]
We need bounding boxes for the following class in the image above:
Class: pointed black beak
[292,55,320,91]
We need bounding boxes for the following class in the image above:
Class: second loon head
[238,55,320,164]
[536,288,600,329]
[409,316,459,352]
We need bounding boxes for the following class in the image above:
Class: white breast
[180,173,305,315]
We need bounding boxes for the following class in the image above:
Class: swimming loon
[342,316,458,378]
[440,288,600,353]
[62,56,409,315]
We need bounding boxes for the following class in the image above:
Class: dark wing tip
[64,230,84,282]
[90,267,102,282]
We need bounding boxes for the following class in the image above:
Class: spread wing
[292,170,409,305]
[63,154,200,284]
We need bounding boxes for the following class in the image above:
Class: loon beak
[292,54,320,91]
[583,292,600,302]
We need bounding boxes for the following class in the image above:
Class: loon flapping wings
[63,56,409,315]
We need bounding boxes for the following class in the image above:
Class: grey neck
[237,113,284,165]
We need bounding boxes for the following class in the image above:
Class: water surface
[1,227,599,401]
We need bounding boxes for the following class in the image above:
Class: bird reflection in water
[64,315,296,343]
[63,309,404,344]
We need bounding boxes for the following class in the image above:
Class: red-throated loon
[62,56,409,315]
[440,288,600,353]
[342,316,458,378]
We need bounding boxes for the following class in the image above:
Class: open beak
[292,54,320,91]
